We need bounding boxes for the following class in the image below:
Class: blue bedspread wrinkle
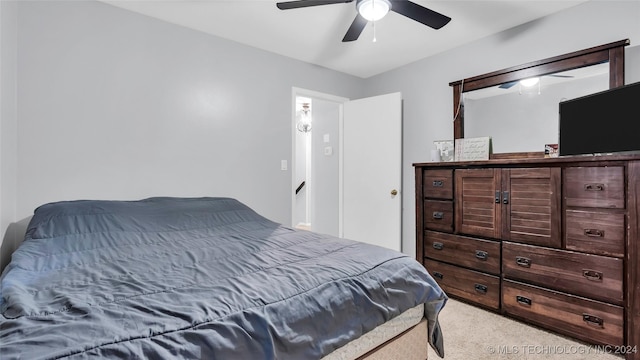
[0,197,446,359]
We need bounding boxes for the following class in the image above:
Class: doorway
[290,89,403,252]
[291,89,347,237]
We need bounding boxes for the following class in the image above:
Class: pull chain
[372,0,377,42]
[373,21,377,42]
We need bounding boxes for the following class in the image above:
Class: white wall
[363,0,640,257]
[294,105,309,227]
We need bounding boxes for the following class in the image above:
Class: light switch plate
[281,160,288,170]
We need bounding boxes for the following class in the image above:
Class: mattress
[0,197,447,359]
[322,305,424,360]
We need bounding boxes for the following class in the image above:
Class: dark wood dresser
[414,155,640,359]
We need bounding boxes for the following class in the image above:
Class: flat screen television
[559,81,640,156]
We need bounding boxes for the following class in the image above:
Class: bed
[0,197,446,359]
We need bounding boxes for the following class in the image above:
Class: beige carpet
[427,299,624,360]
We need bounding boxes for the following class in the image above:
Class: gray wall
[1,0,19,272]
[1,0,639,267]
[0,0,364,269]
[363,0,640,256]
[311,99,340,236]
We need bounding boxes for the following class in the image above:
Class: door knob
[391,189,398,196]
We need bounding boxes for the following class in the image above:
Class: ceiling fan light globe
[357,0,391,21]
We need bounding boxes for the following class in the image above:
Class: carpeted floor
[427,299,625,360]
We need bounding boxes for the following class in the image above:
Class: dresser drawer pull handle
[516,296,532,306]
[432,242,444,250]
[474,284,488,294]
[582,269,603,282]
[584,229,604,237]
[432,271,444,280]
[432,180,444,187]
[475,250,488,261]
[432,212,444,220]
[583,314,604,328]
[502,191,509,204]
[515,256,531,268]
[584,183,605,191]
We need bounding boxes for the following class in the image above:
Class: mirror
[464,63,609,153]
[450,39,629,158]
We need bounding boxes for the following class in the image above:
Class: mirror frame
[449,39,629,158]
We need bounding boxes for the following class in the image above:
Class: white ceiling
[102,0,588,78]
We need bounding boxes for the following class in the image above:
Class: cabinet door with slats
[455,169,500,238]
[502,168,561,248]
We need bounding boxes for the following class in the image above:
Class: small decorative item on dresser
[454,136,491,161]
[433,140,455,162]
[430,149,441,162]
[545,144,559,158]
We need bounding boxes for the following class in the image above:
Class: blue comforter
[1,197,446,359]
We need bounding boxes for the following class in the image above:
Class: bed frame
[360,318,428,360]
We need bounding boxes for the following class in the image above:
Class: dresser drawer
[503,280,623,346]
[424,231,500,275]
[424,200,453,232]
[564,167,624,209]
[565,210,625,257]
[425,259,500,310]
[502,242,623,305]
[423,169,453,200]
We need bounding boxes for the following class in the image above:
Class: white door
[342,92,402,251]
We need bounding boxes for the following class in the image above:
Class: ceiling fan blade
[548,74,574,78]
[390,0,451,29]
[499,81,518,89]
[277,0,353,10]
[342,14,368,42]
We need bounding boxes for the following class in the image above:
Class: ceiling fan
[276,0,451,42]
